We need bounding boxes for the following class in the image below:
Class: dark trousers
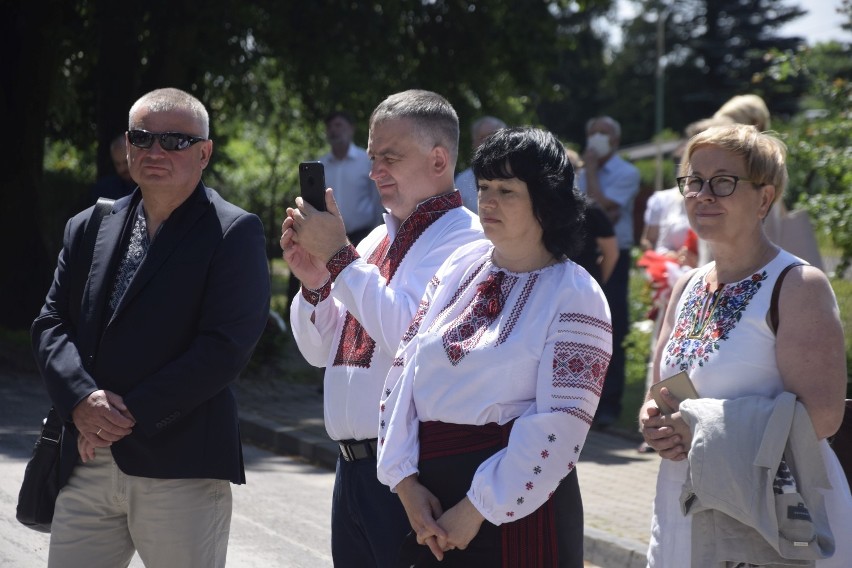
[598,250,631,422]
[331,454,410,568]
[399,446,584,567]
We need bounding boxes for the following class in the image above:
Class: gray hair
[471,115,506,138]
[585,115,621,139]
[369,89,459,164]
[128,88,210,138]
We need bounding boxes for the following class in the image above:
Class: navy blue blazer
[32,182,270,484]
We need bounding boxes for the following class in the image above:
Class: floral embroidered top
[649,249,852,567]
[660,249,798,400]
[376,240,612,525]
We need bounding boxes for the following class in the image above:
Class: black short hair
[472,127,585,259]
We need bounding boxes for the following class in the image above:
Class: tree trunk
[0,1,70,331]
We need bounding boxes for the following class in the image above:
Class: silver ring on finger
[96,428,102,437]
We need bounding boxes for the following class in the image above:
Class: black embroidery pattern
[109,209,149,311]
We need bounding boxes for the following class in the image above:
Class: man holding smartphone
[281,90,482,567]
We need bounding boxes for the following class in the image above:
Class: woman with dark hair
[377,127,613,567]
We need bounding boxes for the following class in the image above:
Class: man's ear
[199,140,213,170]
[431,145,451,177]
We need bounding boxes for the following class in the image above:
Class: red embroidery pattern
[303,244,362,306]
[495,273,537,346]
[553,406,596,425]
[301,278,331,305]
[402,295,432,344]
[442,271,515,366]
[513,432,561,516]
[559,312,613,335]
[552,340,609,395]
[333,193,461,368]
[327,244,360,281]
[428,260,489,329]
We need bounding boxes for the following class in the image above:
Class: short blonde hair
[713,94,771,131]
[680,123,787,204]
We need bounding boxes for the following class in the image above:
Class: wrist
[395,474,419,496]
[326,244,359,283]
[301,276,332,306]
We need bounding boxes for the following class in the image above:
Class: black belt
[338,438,378,462]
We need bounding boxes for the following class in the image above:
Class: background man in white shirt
[578,115,641,429]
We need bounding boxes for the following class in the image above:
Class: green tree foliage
[769,41,852,276]
[2,0,600,330]
[604,0,807,143]
[536,1,613,145]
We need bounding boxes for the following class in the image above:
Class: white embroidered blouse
[376,240,613,525]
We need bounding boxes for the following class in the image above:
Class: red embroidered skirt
[400,420,581,568]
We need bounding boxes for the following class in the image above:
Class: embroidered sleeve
[300,276,331,306]
[467,277,613,525]
[327,244,360,282]
[300,244,360,306]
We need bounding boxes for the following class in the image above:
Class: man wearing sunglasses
[32,87,270,567]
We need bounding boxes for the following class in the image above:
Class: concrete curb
[584,527,648,568]
[239,412,649,568]
[240,411,338,470]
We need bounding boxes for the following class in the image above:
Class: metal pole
[654,8,668,191]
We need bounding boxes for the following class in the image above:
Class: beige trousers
[48,449,232,568]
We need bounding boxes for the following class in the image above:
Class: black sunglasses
[127,129,206,151]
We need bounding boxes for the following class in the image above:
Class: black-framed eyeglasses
[676,174,758,197]
[127,129,206,151]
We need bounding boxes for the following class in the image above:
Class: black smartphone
[299,161,327,212]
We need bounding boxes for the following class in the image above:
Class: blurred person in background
[577,115,640,429]
[454,115,506,213]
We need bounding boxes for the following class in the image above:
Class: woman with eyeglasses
[640,124,851,566]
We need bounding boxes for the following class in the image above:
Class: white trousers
[48,448,232,568]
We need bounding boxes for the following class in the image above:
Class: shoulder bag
[16,197,114,532]
[769,261,851,487]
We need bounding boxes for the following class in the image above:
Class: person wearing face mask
[577,116,640,429]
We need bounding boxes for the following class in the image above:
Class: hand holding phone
[299,161,327,212]
[650,371,699,415]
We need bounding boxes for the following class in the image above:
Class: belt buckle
[339,442,354,462]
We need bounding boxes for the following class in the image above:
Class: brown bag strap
[769,262,806,335]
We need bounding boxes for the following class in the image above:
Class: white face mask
[586,132,611,157]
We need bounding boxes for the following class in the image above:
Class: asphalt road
[0,372,335,567]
